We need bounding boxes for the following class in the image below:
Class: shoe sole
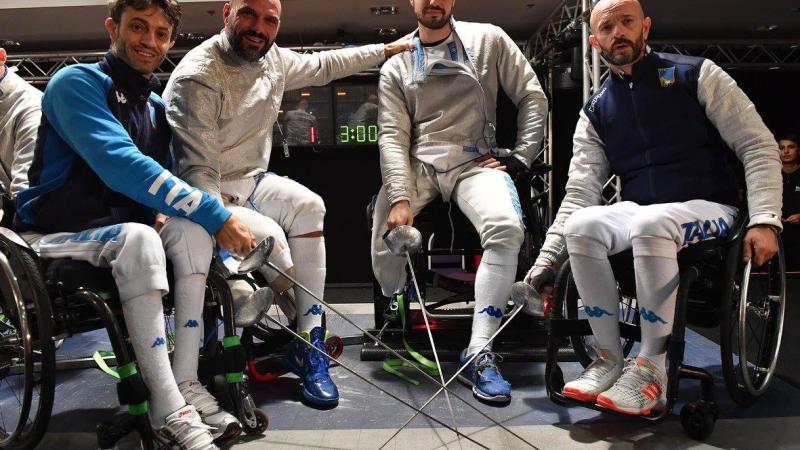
[562,387,600,403]
[456,374,511,404]
[596,394,664,416]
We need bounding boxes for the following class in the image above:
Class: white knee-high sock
[466,251,517,356]
[121,291,185,425]
[171,274,206,385]
[566,234,623,363]
[632,236,679,371]
[289,236,326,333]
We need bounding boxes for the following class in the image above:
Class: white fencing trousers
[371,164,525,297]
[564,199,738,368]
[221,173,326,280]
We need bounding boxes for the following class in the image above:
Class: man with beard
[523,0,781,415]
[163,0,410,408]
[14,1,255,447]
[371,0,548,403]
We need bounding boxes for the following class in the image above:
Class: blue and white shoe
[457,349,512,403]
[283,326,339,406]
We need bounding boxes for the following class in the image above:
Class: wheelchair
[0,224,269,450]
[361,162,565,363]
[544,211,786,440]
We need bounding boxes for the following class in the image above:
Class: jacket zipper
[629,81,656,202]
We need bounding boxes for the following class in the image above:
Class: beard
[600,33,645,66]
[417,7,452,29]
[227,24,273,62]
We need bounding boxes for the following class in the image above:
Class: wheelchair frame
[543,216,787,440]
[0,229,268,450]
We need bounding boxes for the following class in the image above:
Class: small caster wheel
[681,401,717,441]
[242,408,269,435]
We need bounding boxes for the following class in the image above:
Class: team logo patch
[585,306,613,318]
[478,306,503,318]
[640,307,668,324]
[151,337,166,348]
[303,305,323,316]
[183,320,199,328]
[658,67,676,88]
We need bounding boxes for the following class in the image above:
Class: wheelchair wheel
[0,240,55,450]
[720,240,786,404]
[557,260,638,367]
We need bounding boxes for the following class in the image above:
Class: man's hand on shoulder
[743,224,779,267]
[384,38,413,59]
[387,200,414,230]
[216,214,256,257]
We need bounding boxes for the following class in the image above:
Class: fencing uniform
[535,51,781,412]
[0,66,41,198]
[372,18,548,388]
[13,53,230,428]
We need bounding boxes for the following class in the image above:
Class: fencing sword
[385,225,462,445]
[239,237,538,449]
[378,281,540,450]
[263,315,488,449]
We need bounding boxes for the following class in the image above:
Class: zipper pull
[283,141,291,158]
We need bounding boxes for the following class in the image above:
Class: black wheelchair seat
[43,259,118,296]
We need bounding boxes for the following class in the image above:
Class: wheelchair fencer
[513,210,786,440]
[363,163,555,365]
[0,226,273,450]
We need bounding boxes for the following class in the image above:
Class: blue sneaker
[283,326,339,406]
[457,350,511,403]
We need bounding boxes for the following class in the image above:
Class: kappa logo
[115,91,127,104]
[585,306,613,318]
[303,305,324,316]
[587,86,608,113]
[183,320,199,328]
[478,306,503,318]
[151,337,166,348]
[640,307,668,324]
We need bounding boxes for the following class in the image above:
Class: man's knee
[291,191,326,235]
[629,209,679,243]
[564,207,604,237]
[115,224,169,299]
[482,216,524,255]
[160,218,214,276]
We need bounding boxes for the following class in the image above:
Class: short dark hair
[108,0,182,41]
[778,133,800,144]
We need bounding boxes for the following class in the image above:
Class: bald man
[163,0,410,408]
[523,0,781,415]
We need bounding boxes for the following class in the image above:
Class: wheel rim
[0,252,35,445]
[736,252,786,396]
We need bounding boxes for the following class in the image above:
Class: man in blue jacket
[14,1,253,447]
[524,0,781,416]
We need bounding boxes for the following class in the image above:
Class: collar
[99,51,160,101]
[611,48,657,83]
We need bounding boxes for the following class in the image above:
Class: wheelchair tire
[720,239,786,404]
[557,260,638,368]
[0,240,56,450]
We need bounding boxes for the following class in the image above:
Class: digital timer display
[339,125,378,144]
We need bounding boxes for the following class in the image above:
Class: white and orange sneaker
[562,351,622,402]
[596,356,667,415]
